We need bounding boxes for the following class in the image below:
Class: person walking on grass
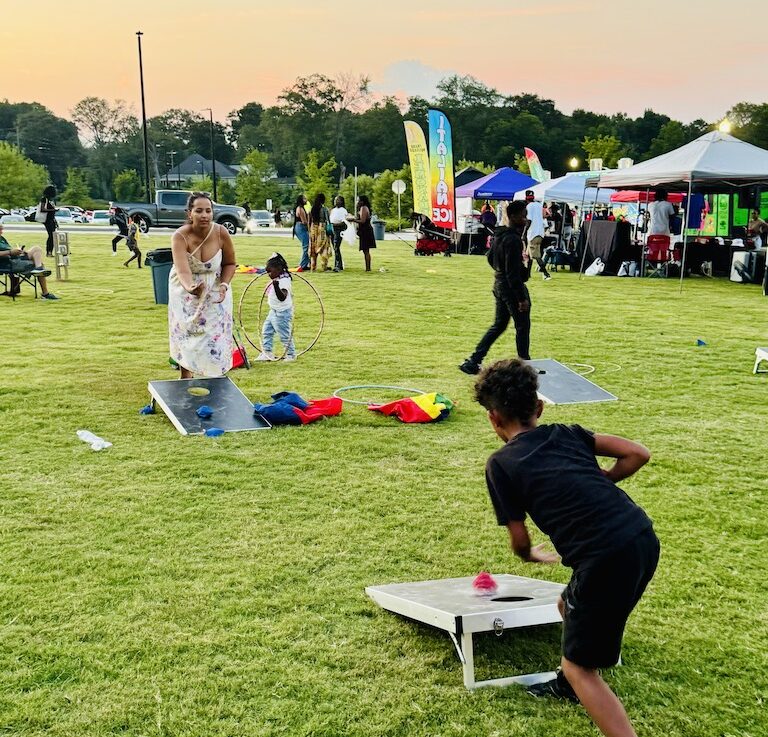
[459,200,530,375]
[308,193,332,272]
[329,195,349,271]
[292,194,310,271]
[525,190,551,280]
[123,214,142,268]
[111,207,129,255]
[474,358,659,737]
[39,185,58,257]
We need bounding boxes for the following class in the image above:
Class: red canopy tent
[610,190,685,204]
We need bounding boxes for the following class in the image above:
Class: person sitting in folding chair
[0,225,59,299]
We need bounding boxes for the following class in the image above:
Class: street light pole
[136,31,151,205]
[169,150,176,188]
[203,108,217,201]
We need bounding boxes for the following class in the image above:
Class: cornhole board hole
[529,358,618,405]
[366,575,565,689]
[148,377,271,435]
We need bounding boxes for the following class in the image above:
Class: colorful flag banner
[369,392,454,424]
[524,147,546,183]
[428,109,455,228]
[403,121,432,216]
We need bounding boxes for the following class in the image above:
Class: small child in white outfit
[257,252,296,361]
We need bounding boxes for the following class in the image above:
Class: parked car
[88,210,112,224]
[245,210,273,233]
[111,190,246,234]
[54,208,78,224]
[60,205,87,222]
[0,213,26,224]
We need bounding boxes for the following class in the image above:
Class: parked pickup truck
[111,190,247,235]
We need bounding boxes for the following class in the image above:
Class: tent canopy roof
[597,132,768,190]
[455,167,537,200]
[513,173,614,204]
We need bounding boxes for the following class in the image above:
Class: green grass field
[2,232,767,736]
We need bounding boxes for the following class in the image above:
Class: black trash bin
[145,248,174,305]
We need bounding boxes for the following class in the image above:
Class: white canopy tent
[513,173,615,204]
[589,132,768,288]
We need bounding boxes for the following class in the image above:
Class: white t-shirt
[329,206,349,225]
[266,275,293,311]
[649,200,675,235]
[526,200,545,239]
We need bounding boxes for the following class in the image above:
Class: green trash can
[145,248,173,305]
[371,217,386,241]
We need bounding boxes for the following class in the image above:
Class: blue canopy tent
[455,167,538,199]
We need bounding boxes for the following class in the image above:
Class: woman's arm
[171,231,202,296]
[218,226,236,286]
[593,433,650,483]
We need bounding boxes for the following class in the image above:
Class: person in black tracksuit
[459,199,531,375]
[111,208,129,254]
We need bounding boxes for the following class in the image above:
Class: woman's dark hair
[310,193,326,221]
[358,195,371,210]
[335,195,345,207]
[653,188,668,202]
[473,358,539,424]
[43,185,57,199]
[186,191,212,210]
[266,252,291,278]
[131,213,141,223]
[294,195,306,210]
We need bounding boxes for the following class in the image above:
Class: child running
[123,214,142,268]
[474,358,659,737]
[257,253,296,361]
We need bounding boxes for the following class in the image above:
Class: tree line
[2,73,767,218]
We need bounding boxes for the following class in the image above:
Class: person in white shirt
[524,191,551,280]
[329,195,349,272]
[257,253,296,361]
[648,189,675,236]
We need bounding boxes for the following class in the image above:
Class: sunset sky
[2,0,766,126]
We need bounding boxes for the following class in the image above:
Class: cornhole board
[530,358,618,405]
[148,377,271,435]
[366,575,565,689]
[754,347,768,374]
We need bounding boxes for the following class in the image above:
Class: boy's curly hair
[473,358,539,423]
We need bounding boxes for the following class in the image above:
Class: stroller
[412,213,452,256]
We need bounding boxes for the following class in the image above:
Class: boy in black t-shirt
[474,358,659,737]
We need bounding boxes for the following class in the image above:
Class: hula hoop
[565,362,595,376]
[237,272,325,360]
[333,384,427,406]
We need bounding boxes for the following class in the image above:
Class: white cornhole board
[529,358,618,405]
[754,347,768,374]
[366,574,565,689]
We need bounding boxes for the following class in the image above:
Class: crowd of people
[292,193,376,273]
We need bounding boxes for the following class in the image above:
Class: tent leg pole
[578,187,600,278]
[679,180,693,294]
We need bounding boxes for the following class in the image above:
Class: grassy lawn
[2,231,767,736]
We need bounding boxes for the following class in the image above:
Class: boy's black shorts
[561,526,660,669]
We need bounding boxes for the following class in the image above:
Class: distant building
[165,154,239,186]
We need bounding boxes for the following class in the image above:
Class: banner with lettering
[428,109,455,228]
[524,147,546,183]
[403,121,432,217]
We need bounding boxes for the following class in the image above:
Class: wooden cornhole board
[366,574,565,689]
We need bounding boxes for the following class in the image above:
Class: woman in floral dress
[168,192,236,378]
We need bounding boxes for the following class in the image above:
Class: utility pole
[203,108,217,201]
[136,31,151,204]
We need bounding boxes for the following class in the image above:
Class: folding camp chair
[644,235,671,277]
[0,257,41,300]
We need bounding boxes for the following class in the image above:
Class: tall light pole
[136,31,151,204]
[169,150,176,188]
[202,108,217,201]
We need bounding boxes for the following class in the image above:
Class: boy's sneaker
[526,671,579,704]
[255,352,275,361]
[283,355,296,362]
[31,267,50,275]
[458,359,481,375]
[543,274,552,281]
[41,293,60,300]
